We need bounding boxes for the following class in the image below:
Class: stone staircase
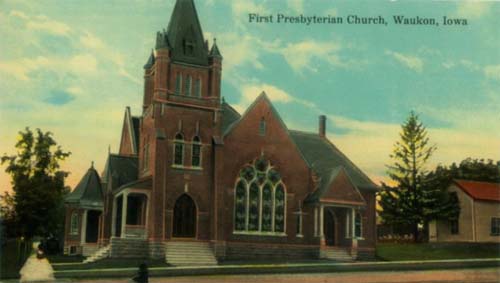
[165,241,218,266]
[83,245,110,263]
[320,247,355,262]
[109,237,148,258]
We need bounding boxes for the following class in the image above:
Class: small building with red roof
[429,180,500,243]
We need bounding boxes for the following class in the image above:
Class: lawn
[0,238,33,279]
[51,257,169,271]
[376,242,500,261]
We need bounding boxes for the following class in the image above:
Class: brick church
[64,0,378,264]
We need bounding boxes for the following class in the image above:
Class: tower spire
[164,0,208,65]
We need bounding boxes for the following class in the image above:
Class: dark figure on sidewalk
[132,263,148,283]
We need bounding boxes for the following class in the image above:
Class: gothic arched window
[175,73,182,95]
[184,75,192,96]
[173,133,184,166]
[233,157,286,234]
[191,136,201,167]
[194,78,202,98]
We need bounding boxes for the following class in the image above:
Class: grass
[47,254,85,263]
[376,242,500,261]
[0,238,33,279]
[51,258,169,271]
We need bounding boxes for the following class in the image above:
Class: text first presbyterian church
[64,0,378,264]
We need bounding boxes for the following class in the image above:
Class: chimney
[319,115,326,137]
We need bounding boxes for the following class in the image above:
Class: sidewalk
[18,242,54,283]
[53,258,500,280]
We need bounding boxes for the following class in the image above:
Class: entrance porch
[111,189,150,239]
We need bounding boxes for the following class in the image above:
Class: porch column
[121,192,128,238]
[111,196,117,237]
[351,208,358,249]
[319,204,325,244]
[80,210,88,245]
[314,207,318,236]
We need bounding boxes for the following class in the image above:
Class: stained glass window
[233,158,286,234]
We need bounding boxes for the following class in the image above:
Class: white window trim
[233,160,287,236]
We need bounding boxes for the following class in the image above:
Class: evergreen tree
[379,112,439,242]
[1,128,71,239]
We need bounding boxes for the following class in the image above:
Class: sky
[0,0,499,194]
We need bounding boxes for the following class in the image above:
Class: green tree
[1,128,71,239]
[379,111,444,242]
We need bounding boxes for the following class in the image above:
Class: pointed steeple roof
[65,163,104,209]
[209,38,222,58]
[143,50,155,69]
[165,0,208,65]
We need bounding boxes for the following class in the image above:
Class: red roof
[454,180,500,202]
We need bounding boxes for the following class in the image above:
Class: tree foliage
[1,128,71,239]
[378,112,455,242]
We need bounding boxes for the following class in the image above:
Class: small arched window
[184,75,192,96]
[355,212,362,238]
[175,73,182,95]
[259,118,266,136]
[70,212,79,235]
[194,78,202,98]
[191,136,201,167]
[173,133,184,166]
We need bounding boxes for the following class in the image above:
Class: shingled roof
[221,100,240,133]
[65,164,103,209]
[289,130,378,194]
[454,180,500,202]
[101,154,139,192]
[164,0,209,65]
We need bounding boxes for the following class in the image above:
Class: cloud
[69,54,98,73]
[43,89,75,105]
[9,11,71,36]
[281,40,342,73]
[455,2,492,19]
[231,0,267,18]
[232,83,318,113]
[385,50,423,72]
[287,0,304,13]
[484,65,500,81]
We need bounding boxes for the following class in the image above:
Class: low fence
[0,237,33,279]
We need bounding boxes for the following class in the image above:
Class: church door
[324,209,336,246]
[173,194,197,238]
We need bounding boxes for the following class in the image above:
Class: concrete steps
[109,237,148,258]
[165,241,217,266]
[320,247,355,262]
[83,245,110,263]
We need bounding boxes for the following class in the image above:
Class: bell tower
[139,0,223,243]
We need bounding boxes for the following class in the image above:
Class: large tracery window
[234,157,286,235]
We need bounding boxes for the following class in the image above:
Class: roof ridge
[454,179,500,185]
[321,136,378,189]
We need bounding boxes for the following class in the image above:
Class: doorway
[172,194,197,238]
[324,209,337,246]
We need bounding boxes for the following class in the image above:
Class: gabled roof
[304,166,366,206]
[221,101,240,133]
[120,107,140,155]
[143,50,155,69]
[165,0,209,65]
[453,180,500,202]
[65,164,103,209]
[101,154,139,191]
[209,39,222,58]
[289,130,378,192]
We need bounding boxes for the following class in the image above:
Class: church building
[64,0,378,264]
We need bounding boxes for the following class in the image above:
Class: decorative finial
[108,145,111,154]
[91,161,94,168]
[213,38,217,44]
